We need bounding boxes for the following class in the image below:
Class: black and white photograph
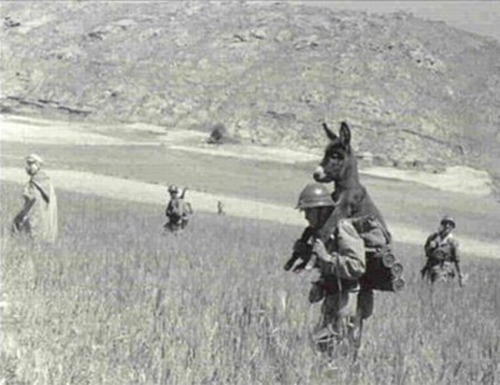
[1,1,499,384]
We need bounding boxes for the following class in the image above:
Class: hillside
[1,1,499,186]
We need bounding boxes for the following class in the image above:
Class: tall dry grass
[1,184,498,385]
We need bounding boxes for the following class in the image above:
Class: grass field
[1,182,499,385]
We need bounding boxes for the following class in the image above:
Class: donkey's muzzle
[313,166,328,182]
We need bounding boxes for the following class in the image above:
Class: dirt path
[2,166,499,259]
[363,166,493,197]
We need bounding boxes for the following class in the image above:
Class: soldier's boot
[313,323,341,357]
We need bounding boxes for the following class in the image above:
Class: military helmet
[168,185,179,194]
[296,183,334,210]
[440,215,456,228]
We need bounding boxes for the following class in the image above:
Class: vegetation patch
[1,183,499,385]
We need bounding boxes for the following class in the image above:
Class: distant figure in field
[11,154,58,243]
[217,200,225,215]
[163,185,192,232]
[421,216,464,286]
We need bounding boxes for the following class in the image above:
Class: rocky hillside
[1,1,499,183]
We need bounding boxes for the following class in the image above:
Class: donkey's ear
[339,121,351,146]
[322,122,338,141]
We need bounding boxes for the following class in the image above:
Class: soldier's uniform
[312,218,367,347]
[290,183,369,349]
[164,185,191,231]
[422,216,462,284]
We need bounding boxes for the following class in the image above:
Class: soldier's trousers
[320,287,373,325]
[429,262,455,283]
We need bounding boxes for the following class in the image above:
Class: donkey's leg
[358,288,374,320]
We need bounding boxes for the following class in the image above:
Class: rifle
[284,226,317,271]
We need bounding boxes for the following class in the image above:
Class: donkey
[313,121,391,243]
[310,121,393,355]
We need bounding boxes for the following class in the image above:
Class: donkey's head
[313,121,358,184]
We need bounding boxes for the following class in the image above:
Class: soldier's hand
[314,257,328,274]
[312,239,331,262]
[315,255,339,275]
[291,260,308,273]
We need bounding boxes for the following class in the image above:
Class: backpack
[348,215,391,251]
[347,215,405,292]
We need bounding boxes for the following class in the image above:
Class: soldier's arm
[451,239,461,261]
[313,221,366,280]
[455,261,463,287]
[313,242,366,280]
[451,239,463,286]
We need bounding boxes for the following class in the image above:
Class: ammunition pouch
[429,249,447,263]
[360,247,405,292]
